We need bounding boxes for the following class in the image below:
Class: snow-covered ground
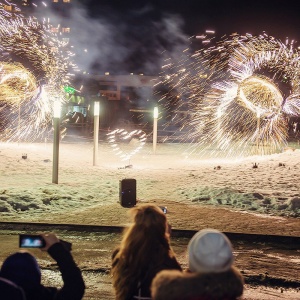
[1,138,299,299]
[1,137,300,220]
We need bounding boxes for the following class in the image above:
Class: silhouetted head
[0,251,41,289]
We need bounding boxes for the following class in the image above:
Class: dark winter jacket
[22,243,85,300]
[0,277,26,300]
[151,267,244,300]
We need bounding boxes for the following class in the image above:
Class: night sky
[69,0,300,74]
[81,0,300,40]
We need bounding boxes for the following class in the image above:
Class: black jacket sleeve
[47,242,85,300]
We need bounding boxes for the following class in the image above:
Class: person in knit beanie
[151,228,244,300]
[0,232,85,300]
[188,228,234,273]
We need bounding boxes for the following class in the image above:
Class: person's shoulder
[23,285,57,300]
[164,254,182,270]
[112,247,120,260]
[151,269,185,300]
[151,267,244,300]
[0,277,26,300]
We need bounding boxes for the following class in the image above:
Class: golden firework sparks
[0,2,76,142]
[158,33,300,157]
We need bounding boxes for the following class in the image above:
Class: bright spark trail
[158,33,300,157]
[0,1,75,142]
[107,129,147,161]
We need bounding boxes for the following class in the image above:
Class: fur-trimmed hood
[151,267,244,300]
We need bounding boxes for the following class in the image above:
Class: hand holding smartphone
[19,234,72,251]
[19,234,46,248]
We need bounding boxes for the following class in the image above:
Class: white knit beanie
[188,229,234,273]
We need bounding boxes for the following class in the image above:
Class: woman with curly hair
[111,204,182,300]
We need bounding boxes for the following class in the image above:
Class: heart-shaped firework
[107,129,147,161]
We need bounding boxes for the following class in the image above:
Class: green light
[64,86,76,94]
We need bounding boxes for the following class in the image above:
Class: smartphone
[19,234,72,251]
[19,234,46,248]
[159,206,167,214]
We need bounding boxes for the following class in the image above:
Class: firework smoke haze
[0,1,75,142]
[26,1,189,76]
[159,33,300,156]
[1,0,190,124]
[0,0,189,142]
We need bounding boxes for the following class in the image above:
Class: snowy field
[0,139,300,220]
[1,139,300,299]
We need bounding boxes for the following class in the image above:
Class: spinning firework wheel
[0,4,74,142]
[160,33,300,156]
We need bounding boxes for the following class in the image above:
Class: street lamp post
[52,100,61,184]
[153,106,158,154]
[93,101,100,166]
[256,111,261,155]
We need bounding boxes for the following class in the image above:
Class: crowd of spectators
[0,204,244,300]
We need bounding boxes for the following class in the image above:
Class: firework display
[159,33,300,156]
[0,2,75,142]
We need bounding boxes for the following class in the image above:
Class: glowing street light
[153,107,158,154]
[93,101,100,166]
[52,100,61,184]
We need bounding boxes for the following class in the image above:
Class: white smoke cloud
[29,0,190,75]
